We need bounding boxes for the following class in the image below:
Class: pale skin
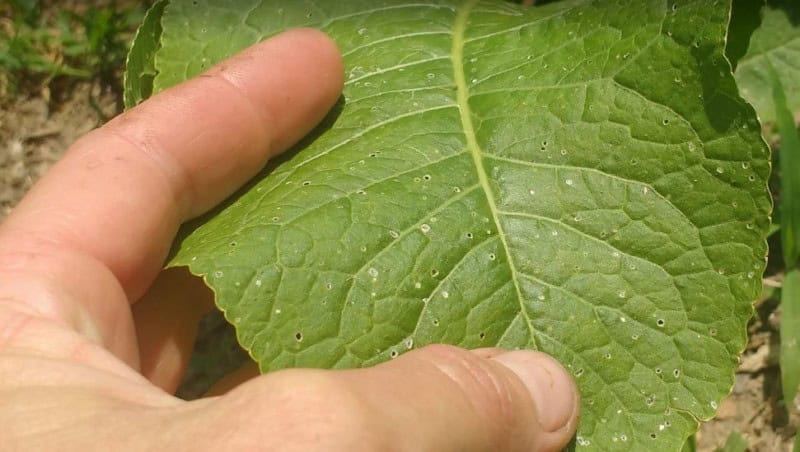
[0,29,579,451]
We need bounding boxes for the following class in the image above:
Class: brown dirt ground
[0,82,116,216]
[2,76,798,452]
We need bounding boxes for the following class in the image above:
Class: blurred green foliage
[0,0,149,98]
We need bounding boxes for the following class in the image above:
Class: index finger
[0,29,343,360]
[1,29,343,300]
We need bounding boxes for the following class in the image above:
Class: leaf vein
[453,0,538,348]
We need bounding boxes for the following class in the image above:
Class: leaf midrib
[452,0,537,347]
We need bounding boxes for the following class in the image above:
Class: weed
[0,1,149,102]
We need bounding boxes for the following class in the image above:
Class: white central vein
[451,0,537,346]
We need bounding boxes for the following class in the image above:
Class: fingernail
[493,351,578,432]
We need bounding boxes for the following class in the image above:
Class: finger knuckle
[419,345,518,438]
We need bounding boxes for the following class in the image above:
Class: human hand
[0,29,579,451]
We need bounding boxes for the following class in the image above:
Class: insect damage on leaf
[128,1,771,450]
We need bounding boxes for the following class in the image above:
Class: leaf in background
[714,431,748,452]
[781,270,800,410]
[770,63,800,268]
[123,0,166,109]
[132,0,772,449]
[735,0,800,123]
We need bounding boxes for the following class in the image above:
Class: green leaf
[734,0,800,123]
[715,431,747,452]
[136,1,772,450]
[123,0,166,109]
[770,63,800,268]
[681,433,697,452]
[781,269,800,406]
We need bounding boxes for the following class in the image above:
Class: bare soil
[0,81,119,216]
[0,67,797,452]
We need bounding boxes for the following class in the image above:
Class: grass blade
[769,63,800,268]
[769,59,800,406]
[782,269,800,406]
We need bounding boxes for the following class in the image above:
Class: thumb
[200,345,579,451]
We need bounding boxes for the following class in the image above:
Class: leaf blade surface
[144,1,771,449]
[123,0,166,109]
